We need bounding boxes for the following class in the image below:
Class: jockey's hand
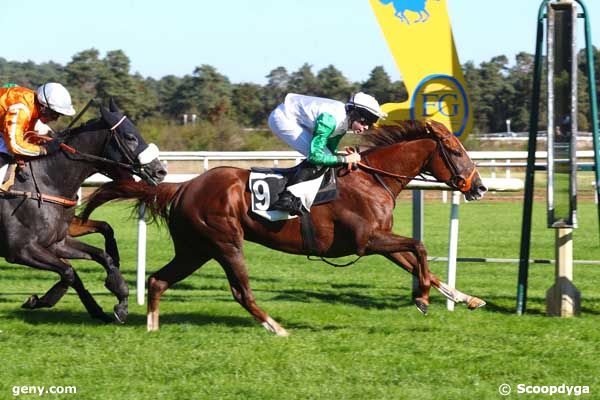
[344,152,361,165]
[42,140,62,155]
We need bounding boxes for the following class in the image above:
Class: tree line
[1,47,599,150]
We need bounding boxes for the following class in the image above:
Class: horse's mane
[56,118,106,140]
[71,118,104,133]
[363,120,463,155]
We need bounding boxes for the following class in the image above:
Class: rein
[357,160,432,182]
[59,142,137,172]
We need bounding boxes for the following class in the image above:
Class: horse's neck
[31,155,95,198]
[29,128,108,197]
[364,138,436,179]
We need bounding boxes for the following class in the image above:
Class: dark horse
[0,99,166,323]
[83,120,487,335]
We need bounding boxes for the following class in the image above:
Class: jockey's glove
[42,140,62,155]
[343,152,361,164]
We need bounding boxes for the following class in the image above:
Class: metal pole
[446,191,460,311]
[412,190,424,292]
[137,204,147,306]
[517,0,549,315]
[575,0,600,240]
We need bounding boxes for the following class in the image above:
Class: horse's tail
[81,181,184,223]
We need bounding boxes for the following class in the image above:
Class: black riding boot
[271,190,305,215]
[270,162,325,215]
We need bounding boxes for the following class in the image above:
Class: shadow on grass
[151,312,255,328]
[166,272,373,290]
[7,309,111,325]
[268,288,413,310]
[5,308,257,329]
[479,296,600,316]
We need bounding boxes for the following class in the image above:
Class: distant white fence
[80,149,596,185]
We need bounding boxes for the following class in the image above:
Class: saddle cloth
[248,165,337,221]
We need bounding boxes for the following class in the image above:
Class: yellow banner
[370,0,473,139]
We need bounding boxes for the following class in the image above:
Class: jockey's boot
[271,190,305,216]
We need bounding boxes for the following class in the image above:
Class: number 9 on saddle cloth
[249,161,338,221]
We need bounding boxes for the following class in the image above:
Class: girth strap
[299,210,318,254]
[0,189,77,207]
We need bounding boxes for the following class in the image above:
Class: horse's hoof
[21,295,40,309]
[415,300,428,315]
[467,297,486,310]
[113,304,128,324]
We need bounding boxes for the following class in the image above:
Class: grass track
[0,199,599,399]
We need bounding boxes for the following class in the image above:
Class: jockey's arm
[3,104,45,157]
[308,113,345,166]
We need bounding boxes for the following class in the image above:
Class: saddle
[248,161,338,221]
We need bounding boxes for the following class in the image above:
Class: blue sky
[2,1,599,84]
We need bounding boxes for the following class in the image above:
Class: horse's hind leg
[217,252,288,337]
[69,216,120,268]
[387,251,486,310]
[147,253,210,332]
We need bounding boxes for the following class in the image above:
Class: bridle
[433,138,477,192]
[356,136,477,200]
[60,114,160,186]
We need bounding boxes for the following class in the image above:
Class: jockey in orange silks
[0,83,76,165]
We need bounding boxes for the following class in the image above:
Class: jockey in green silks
[268,92,387,214]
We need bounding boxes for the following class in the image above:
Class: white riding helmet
[36,83,76,116]
[346,92,387,124]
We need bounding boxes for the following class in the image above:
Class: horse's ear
[100,104,119,126]
[109,97,121,113]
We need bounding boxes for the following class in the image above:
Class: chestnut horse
[83,120,487,335]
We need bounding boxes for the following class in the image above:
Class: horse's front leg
[51,237,129,323]
[69,216,120,268]
[364,231,431,314]
[387,251,486,310]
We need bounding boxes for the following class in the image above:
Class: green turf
[0,199,598,399]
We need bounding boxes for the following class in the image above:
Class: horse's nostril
[479,185,488,193]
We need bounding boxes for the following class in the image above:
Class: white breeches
[268,104,334,158]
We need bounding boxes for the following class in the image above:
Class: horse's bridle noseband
[433,138,477,192]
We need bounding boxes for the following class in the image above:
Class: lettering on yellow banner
[371,0,473,139]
